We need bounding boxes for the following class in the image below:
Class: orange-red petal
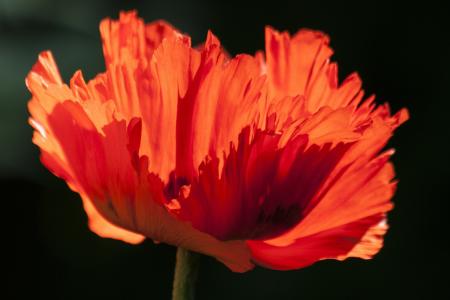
[27,52,146,244]
[27,49,254,272]
[45,100,253,272]
[265,27,332,102]
[247,214,386,270]
[247,151,397,269]
[179,126,353,241]
[27,11,409,272]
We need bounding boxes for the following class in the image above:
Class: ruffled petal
[42,100,253,272]
[179,126,352,241]
[265,27,332,102]
[81,195,145,244]
[98,11,186,179]
[265,27,374,114]
[338,217,389,260]
[100,10,179,66]
[27,52,144,244]
[27,25,257,272]
[245,89,407,270]
[247,150,396,269]
[247,214,385,270]
[172,31,268,180]
[27,12,409,273]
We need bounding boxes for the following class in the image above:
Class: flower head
[27,11,408,272]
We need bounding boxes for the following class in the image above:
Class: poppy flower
[27,11,408,272]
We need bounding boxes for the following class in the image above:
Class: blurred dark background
[1,0,449,299]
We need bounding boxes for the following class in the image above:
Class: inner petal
[175,127,351,241]
[163,171,191,201]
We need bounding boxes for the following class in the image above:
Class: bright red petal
[27,52,143,244]
[27,50,254,272]
[178,126,352,241]
[100,10,180,67]
[46,101,253,272]
[247,151,397,269]
[265,27,332,103]
[247,214,386,270]
[27,12,409,273]
[172,31,268,180]
[265,27,372,114]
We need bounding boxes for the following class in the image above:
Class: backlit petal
[180,127,352,241]
[44,100,253,272]
[27,11,408,272]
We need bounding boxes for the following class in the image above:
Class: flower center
[164,171,190,200]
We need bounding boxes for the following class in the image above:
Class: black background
[1,0,449,299]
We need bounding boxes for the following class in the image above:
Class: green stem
[171,248,200,300]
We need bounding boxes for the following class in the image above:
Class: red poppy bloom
[27,11,408,272]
